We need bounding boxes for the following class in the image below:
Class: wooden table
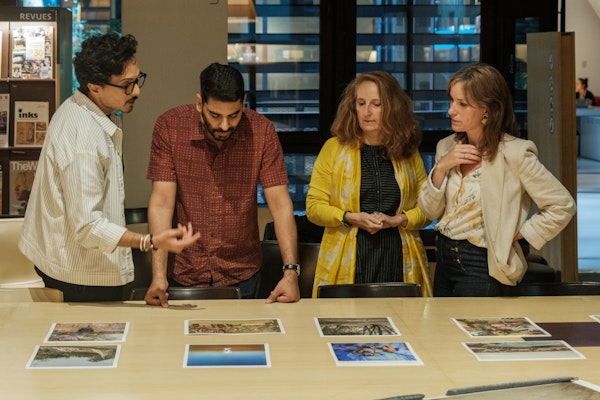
[1,296,600,399]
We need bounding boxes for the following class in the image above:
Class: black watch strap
[282,263,300,276]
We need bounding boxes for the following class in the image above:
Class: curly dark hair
[73,33,138,95]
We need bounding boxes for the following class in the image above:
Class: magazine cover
[9,159,37,215]
[11,25,53,80]
[0,93,8,147]
[13,101,48,147]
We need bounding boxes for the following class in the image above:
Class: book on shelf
[13,101,48,147]
[10,25,53,80]
[0,93,8,147]
[9,159,37,216]
[0,162,3,214]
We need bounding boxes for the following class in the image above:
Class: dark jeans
[169,271,261,299]
[433,233,506,297]
[35,267,127,302]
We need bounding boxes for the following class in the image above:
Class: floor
[577,157,600,280]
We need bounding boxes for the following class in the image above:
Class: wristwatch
[282,263,301,276]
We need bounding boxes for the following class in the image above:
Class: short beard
[201,109,236,142]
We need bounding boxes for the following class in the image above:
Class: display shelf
[0,6,71,217]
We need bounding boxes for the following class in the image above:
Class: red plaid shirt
[147,105,288,286]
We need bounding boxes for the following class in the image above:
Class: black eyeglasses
[104,72,147,95]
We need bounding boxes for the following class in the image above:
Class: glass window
[358,1,480,132]
[228,1,320,134]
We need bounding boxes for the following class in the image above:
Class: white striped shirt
[19,90,134,286]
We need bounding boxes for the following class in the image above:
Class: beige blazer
[419,134,576,286]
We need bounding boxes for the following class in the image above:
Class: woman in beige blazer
[418,63,576,297]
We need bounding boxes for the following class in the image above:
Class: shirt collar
[73,89,123,154]
[73,89,122,135]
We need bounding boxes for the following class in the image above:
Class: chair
[258,240,320,298]
[129,286,241,300]
[124,207,148,225]
[503,282,600,296]
[0,287,63,302]
[0,218,44,288]
[263,216,324,243]
[122,208,153,299]
[317,282,422,298]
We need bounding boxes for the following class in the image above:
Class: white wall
[566,0,600,95]
[121,0,228,208]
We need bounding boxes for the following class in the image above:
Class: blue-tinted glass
[228,1,320,134]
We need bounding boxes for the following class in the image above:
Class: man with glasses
[19,33,199,302]
[145,62,300,306]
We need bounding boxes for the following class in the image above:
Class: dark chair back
[258,240,320,298]
[503,282,600,296]
[129,286,241,300]
[122,208,152,300]
[317,282,422,298]
[124,207,148,225]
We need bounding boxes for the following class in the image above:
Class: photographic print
[44,322,129,343]
[185,318,284,335]
[26,345,121,369]
[184,344,270,368]
[315,317,400,337]
[463,340,585,362]
[590,315,600,324]
[452,317,551,338]
[328,342,423,366]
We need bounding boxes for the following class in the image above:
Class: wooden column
[526,32,578,281]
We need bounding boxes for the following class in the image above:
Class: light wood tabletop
[1,296,600,399]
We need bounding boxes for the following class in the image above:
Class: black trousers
[35,267,126,302]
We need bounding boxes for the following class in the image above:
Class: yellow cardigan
[306,137,432,297]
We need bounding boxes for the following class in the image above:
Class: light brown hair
[331,71,421,160]
[447,62,518,161]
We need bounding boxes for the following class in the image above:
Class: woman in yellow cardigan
[306,71,432,297]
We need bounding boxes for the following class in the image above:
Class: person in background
[418,62,576,297]
[576,77,596,106]
[145,62,300,307]
[306,71,432,297]
[19,33,199,302]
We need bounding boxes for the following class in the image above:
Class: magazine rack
[0,6,72,216]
